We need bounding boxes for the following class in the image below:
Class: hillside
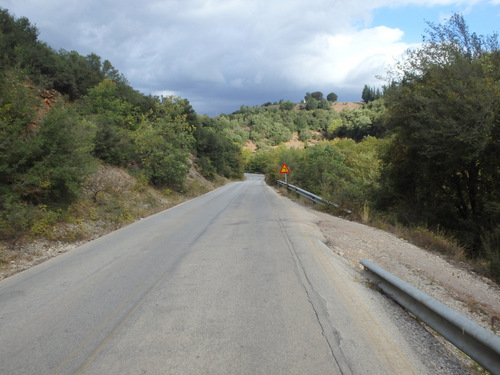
[0,9,244,261]
[214,98,385,153]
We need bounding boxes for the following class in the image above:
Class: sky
[1,0,499,115]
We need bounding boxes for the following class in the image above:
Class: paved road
[0,174,416,374]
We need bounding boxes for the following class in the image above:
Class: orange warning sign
[280,163,290,174]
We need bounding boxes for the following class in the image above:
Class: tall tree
[361,85,381,103]
[381,14,500,258]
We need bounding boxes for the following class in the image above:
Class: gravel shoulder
[314,209,500,373]
[315,212,500,331]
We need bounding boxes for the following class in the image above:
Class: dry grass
[361,202,370,224]
[330,101,364,113]
[396,226,466,260]
[360,215,467,264]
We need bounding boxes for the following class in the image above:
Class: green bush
[134,116,193,190]
[1,77,97,206]
[17,104,98,204]
[279,100,295,111]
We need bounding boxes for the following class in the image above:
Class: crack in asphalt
[267,192,353,375]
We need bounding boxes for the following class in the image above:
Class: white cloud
[282,26,408,89]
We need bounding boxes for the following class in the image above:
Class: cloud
[0,0,496,114]
[282,26,408,88]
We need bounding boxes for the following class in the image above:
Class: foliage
[223,94,363,149]
[0,101,97,238]
[134,99,195,189]
[327,118,343,135]
[327,92,338,102]
[195,127,243,179]
[0,72,97,204]
[51,50,104,100]
[304,92,331,110]
[1,8,55,89]
[361,85,382,103]
[328,99,387,141]
[279,100,295,111]
[310,91,324,100]
[249,115,293,145]
[249,137,386,212]
[380,14,500,263]
[194,115,245,180]
[80,79,137,166]
[0,69,38,130]
[19,105,97,203]
[0,8,139,102]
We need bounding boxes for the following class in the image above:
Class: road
[0,174,417,374]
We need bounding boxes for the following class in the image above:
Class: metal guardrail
[277,180,351,213]
[361,259,500,374]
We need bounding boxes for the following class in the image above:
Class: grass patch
[394,225,466,260]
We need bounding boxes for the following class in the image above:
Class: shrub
[17,104,98,204]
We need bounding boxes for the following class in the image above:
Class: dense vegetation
[381,15,500,268]
[204,91,382,149]
[1,9,499,282]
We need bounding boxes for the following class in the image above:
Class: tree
[133,97,197,189]
[318,98,331,110]
[305,96,319,110]
[361,85,382,103]
[327,92,338,102]
[134,116,194,189]
[22,105,97,203]
[0,8,39,69]
[195,126,243,179]
[0,71,40,205]
[0,9,113,100]
[381,14,500,259]
[304,92,330,111]
[311,91,324,100]
[53,50,106,100]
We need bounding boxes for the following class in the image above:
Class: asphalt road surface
[0,174,418,374]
